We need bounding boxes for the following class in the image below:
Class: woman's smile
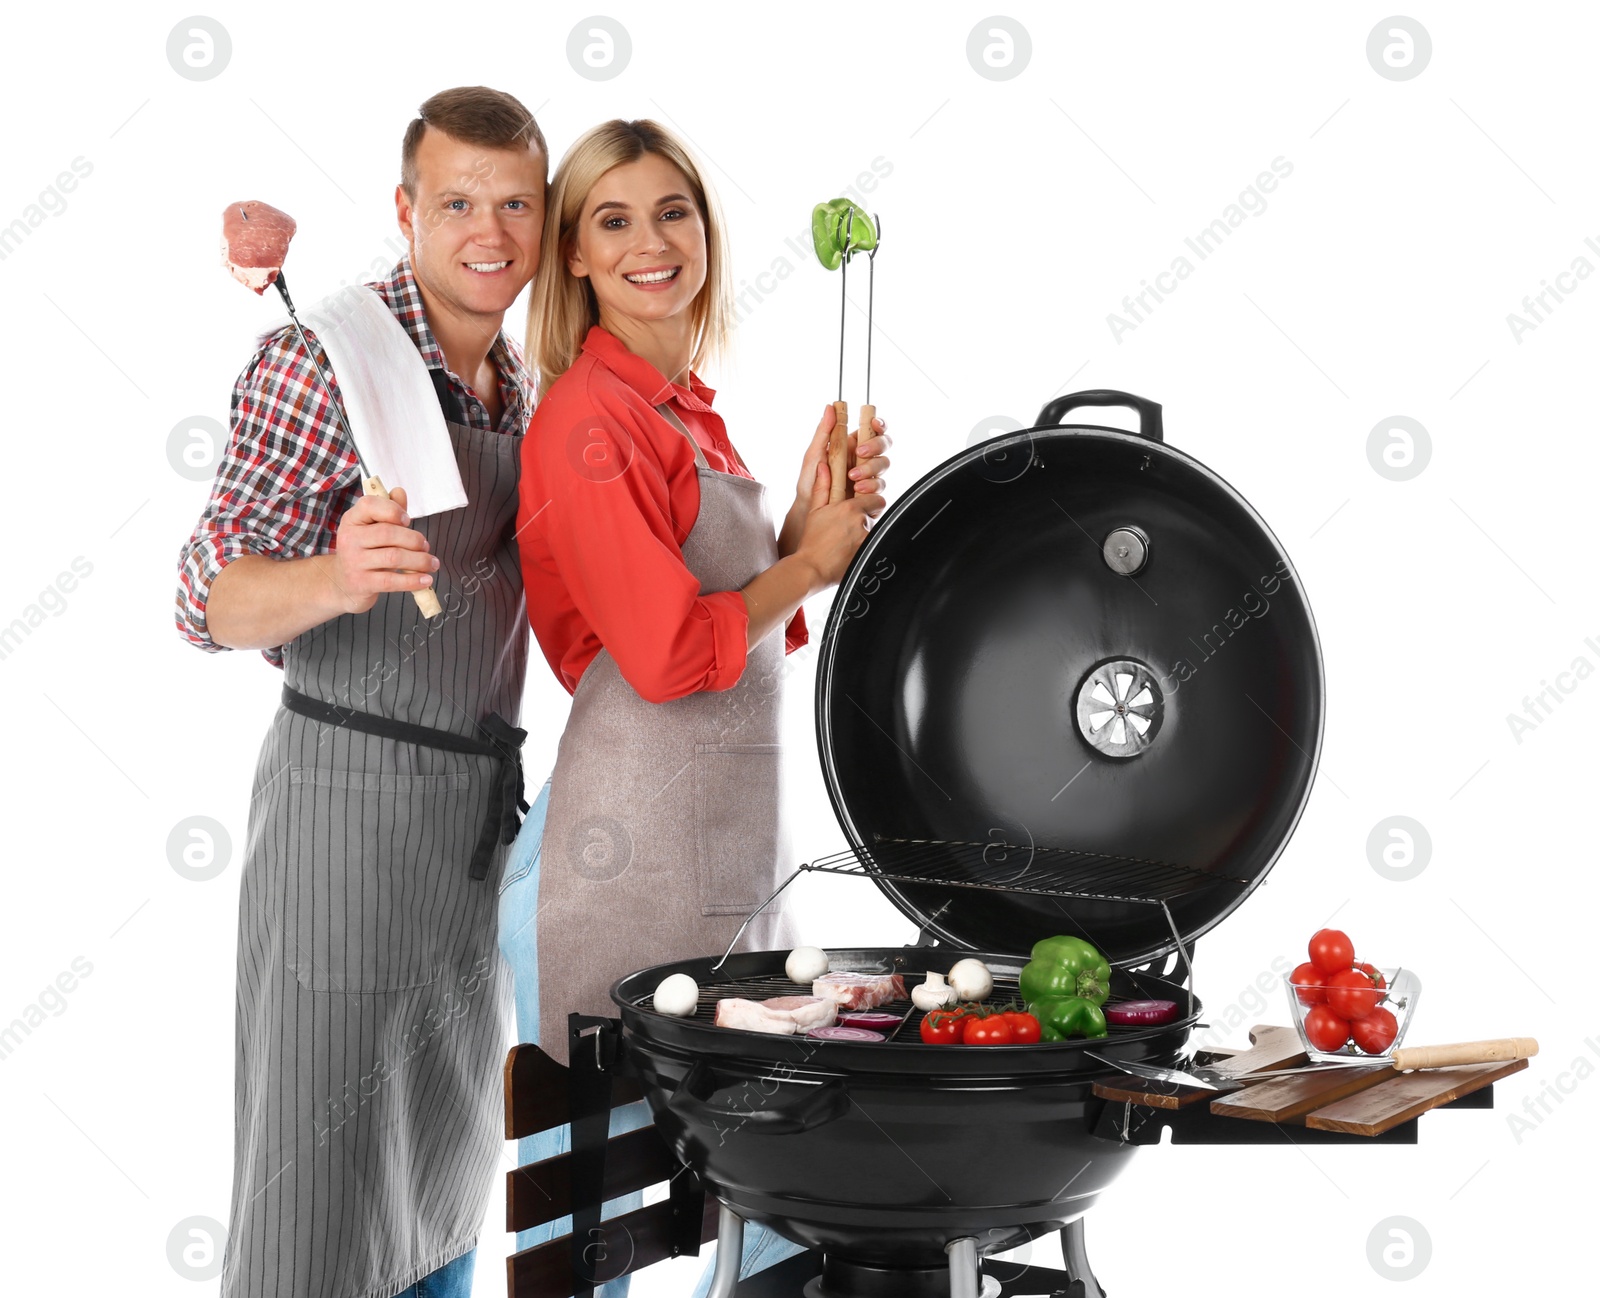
[623,264,682,289]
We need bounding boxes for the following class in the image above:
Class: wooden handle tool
[363,475,443,618]
[829,400,853,503]
[854,402,875,484]
[1391,1037,1538,1071]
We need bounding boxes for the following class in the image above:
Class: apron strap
[429,365,467,424]
[655,401,758,478]
[653,402,712,471]
[280,685,528,882]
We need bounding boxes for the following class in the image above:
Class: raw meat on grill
[714,995,839,1035]
[221,200,297,294]
[811,972,907,1011]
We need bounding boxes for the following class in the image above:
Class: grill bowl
[612,946,1198,1267]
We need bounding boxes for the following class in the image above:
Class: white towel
[262,284,469,519]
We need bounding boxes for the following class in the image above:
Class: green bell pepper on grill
[1030,996,1109,1041]
[1018,936,1111,1007]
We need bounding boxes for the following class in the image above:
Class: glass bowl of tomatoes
[1284,966,1421,1062]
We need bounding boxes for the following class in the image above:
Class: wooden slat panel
[504,1043,645,1140]
[1210,1065,1394,1124]
[1306,1058,1527,1136]
[508,1193,721,1297]
[508,1125,683,1231]
[1090,1076,1211,1109]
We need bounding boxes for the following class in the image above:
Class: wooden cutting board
[1091,1024,1308,1110]
[1304,1059,1529,1136]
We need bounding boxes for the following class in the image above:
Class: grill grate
[679,837,1227,1023]
[630,970,1159,1042]
[802,836,1248,907]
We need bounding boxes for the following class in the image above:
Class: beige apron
[536,406,801,1065]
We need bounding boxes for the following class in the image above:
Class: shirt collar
[372,256,534,419]
[580,324,717,411]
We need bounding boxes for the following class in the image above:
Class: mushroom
[785,946,830,983]
[652,973,699,1017]
[911,970,958,1012]
[947,958,994,1003]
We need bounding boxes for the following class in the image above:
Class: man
[176,86,547,1298]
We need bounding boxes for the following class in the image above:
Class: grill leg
[707,1205,745,1298]
[945,1237,981,1298]
[1058,1218,1107,1298]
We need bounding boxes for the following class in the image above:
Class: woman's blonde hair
[527,119,733,401]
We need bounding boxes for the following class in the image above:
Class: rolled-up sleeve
[174,328,358,664]
[785,607,808,654]
[523,376,751,704]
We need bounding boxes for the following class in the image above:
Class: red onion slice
[1104,999,1180,1025]
[806,1025,886,1042]
[838,1012,901,1029]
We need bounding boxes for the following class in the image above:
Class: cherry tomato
[1307,928,1355,976]
[1326,967,1386,1021]
[1354,961,1387,992]
[1351,1007,1399,1055]
[1002,1011,1042,1045]
[1303,1004,1351,1052]
[1289,961,1326,1006]
[963,1014,1014,1046]
[919,1008,970,1045]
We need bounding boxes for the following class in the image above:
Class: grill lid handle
[1035,389,1164,443]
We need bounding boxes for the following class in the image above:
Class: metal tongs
[812,199,881,504]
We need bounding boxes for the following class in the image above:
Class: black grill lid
[813,391,1323,969]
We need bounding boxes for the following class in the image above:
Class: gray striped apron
[536,405,801,1068]
[223,415,527,1298]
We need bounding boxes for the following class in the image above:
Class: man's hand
[326,486,439,614]
[207,486,440,651]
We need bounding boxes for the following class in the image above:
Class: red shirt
[518,325,806,703]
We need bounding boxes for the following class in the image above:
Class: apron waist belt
[280,685,528,882]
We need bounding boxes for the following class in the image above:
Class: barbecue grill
[603,390,1329,1298]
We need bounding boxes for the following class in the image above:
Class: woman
[498,119,891,1294]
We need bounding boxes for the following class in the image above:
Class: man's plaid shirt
[175,257,532,666]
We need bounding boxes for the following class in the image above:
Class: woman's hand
[745,415,886,648]
[790,403,838,505]
[848,419,892,504]
[790,455,883,594]
[780,405,892,557]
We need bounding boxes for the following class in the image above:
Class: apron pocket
[285,765,475,993]
[694,742,782,917]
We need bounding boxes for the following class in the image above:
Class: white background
[0,1,1592,1294]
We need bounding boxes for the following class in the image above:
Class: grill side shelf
[1088,1023,1521,1142]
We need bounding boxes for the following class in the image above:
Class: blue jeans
[496,779,807,1298]
[393,1248,474,1298]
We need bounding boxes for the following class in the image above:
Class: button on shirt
[517,325,807,704]
[175,257,532,666]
